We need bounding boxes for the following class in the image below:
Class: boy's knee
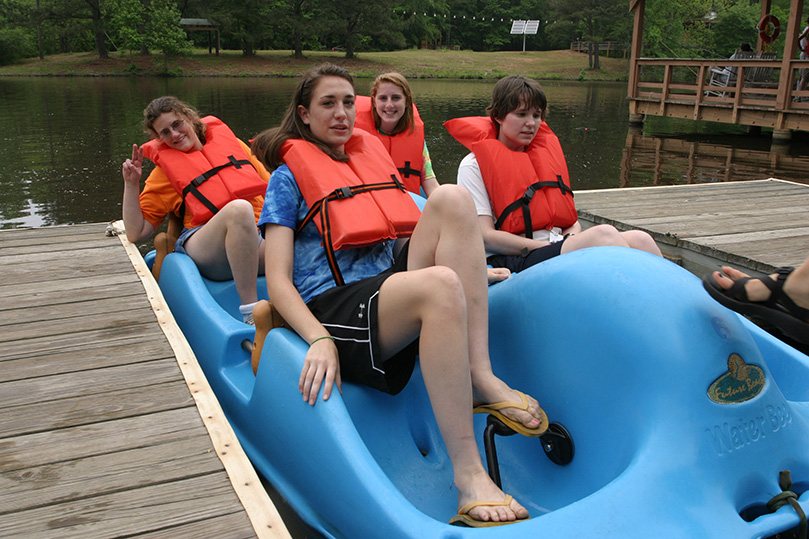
[429,184,475,215]
[588,224,623,246]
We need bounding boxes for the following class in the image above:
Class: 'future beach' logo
[707,353,765,404]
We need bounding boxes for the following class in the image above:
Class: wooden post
[627,0,645,101]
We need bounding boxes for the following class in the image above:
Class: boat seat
[151,212,183,281]
[251,299,287,374]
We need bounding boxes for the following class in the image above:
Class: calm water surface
[2,76,808,238]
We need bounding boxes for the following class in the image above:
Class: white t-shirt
[456,152,564,256]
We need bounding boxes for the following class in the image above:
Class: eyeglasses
[158,118,186,141]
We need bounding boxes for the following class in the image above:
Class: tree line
[0,0,792,67]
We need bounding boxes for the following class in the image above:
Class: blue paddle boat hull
[156,245,809,538]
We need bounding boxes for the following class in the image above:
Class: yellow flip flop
[473,390,548,437]
[449,495,530,527]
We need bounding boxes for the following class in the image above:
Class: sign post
[510,20,539,53]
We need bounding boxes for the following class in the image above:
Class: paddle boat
[154,238,809,538]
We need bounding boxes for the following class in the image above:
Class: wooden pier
[0,223,290,539]
[576,178,809,278]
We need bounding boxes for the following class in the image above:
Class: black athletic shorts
[306,241,418,395]
[486,238,566,273]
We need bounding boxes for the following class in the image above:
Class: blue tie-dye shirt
[258,164,395,304]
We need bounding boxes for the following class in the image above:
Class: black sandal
[703,267,809,345]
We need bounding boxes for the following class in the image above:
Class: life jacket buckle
[335,186,354,199]
[522,184,537,202]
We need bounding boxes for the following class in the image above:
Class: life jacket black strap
[493,175,573,240]
[297,175,406,286]
[180,155,255,217]
[398,160,421,179]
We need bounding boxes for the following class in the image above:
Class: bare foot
[713,266,809,319]
[472,378,544,431]
[456,469,529,523]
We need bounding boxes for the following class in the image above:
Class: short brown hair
[486,75,547,125]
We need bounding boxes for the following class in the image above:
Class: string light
[393,7,531,26]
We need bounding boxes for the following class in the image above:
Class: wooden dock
[575,178,809,278]
[0,179,805,537]
[0,223,290,539]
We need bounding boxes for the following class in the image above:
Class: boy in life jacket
[254,63,546,527]
[446,75,661,275]
[121,96,269,323]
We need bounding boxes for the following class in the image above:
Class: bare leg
[405,185,543,427]
[561,224,661,256]
[377,267,527,522]
[182,199,263,305]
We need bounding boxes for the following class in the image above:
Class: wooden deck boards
[1,179,803,537]
[0,223,289,539]
[575,178,809,277]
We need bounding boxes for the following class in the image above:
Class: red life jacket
[142,116,267,227]
[282,129,421,286]
[354,95,425,194]
[444,116,576,237]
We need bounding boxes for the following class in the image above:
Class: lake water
[2,76,808,239]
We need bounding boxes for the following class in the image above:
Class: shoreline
[0,48,630,81]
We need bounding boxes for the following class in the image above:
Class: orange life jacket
[354,95,425,194]
[282,130,421,286]
[142,116,267,227]
[444,116,576,237]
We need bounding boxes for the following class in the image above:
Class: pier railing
[628,57,809,134]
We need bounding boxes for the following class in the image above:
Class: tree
[83,0,107,58]
[148,0,190,65]
[550,0,627,69]
[320,0,395,58]
[107,0,190,63]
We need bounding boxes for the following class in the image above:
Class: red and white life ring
[758,14,781,43]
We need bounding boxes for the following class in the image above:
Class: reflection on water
[620,116,809,187]
[1,77,807,234]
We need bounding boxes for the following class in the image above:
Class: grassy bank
[0,48,629,81]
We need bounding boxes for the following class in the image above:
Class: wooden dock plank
[2,473,251,539]
[0,358,184,409]
[0,380,193,438]
[575,179,809,276]
[0,223,290,539]
[0,333,170,383]
[0,407,208,473]
[0,277,144,306]
[0,434,222,514]
[0,324,166,363]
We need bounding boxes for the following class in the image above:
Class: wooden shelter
[627,0,809,143]
[180,18,220,56]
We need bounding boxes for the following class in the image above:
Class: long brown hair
[253,64,355,170]
[370,72,414,136]
[143,96,207,145]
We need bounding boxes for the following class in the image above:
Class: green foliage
[149,0,191,57]
[107,0,191,59]
[710,2,760,58]
[0,26,35,64]
[108,0,147,53]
